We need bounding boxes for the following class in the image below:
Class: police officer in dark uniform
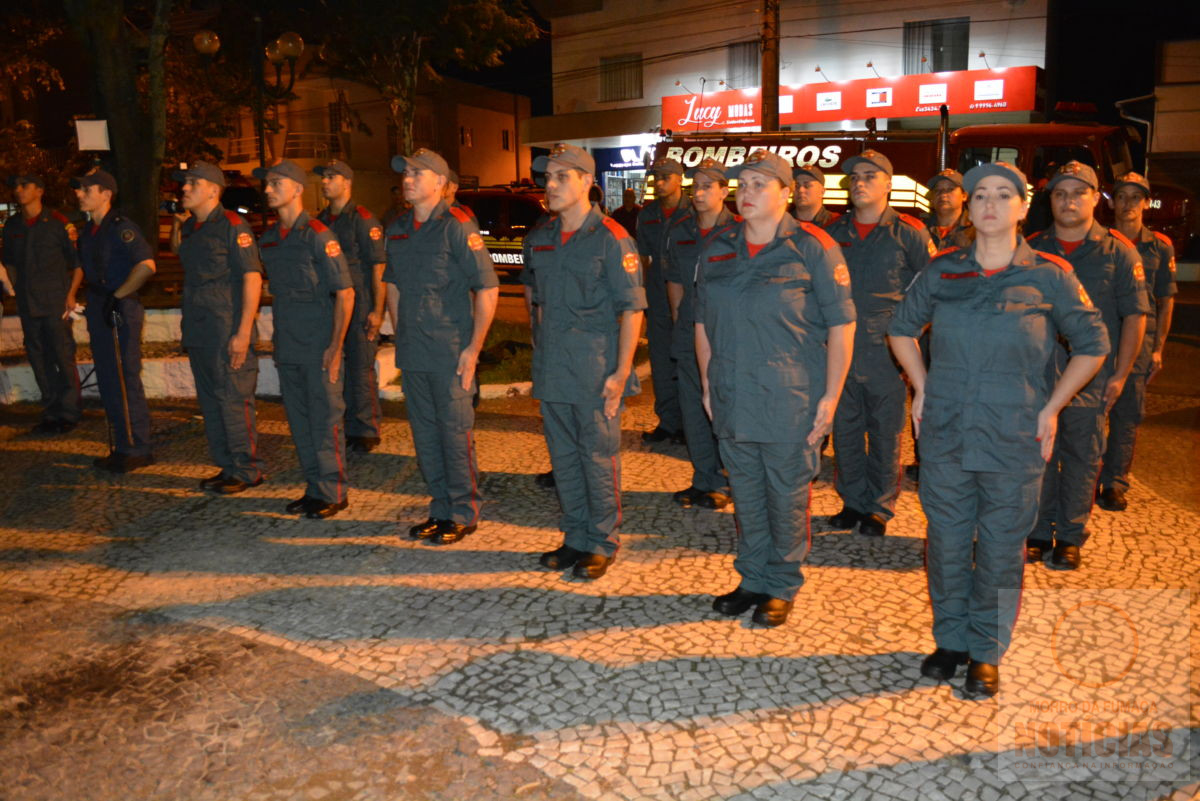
[825,150,934,536]
[1098,172,1178,511]
[2,174,82,434]
[386,149,499,545]
[696,151,855,627]
[314,159,387,453]
[792,164,840,228]
[170,161,265,493]
[522,143,646,580]
[664,157,737,510]
[73,169,157,472]
[635,157,685,443]
[254,159,355,518]
[889,162,1108,697]
[925,169,973,250]
[1026,161,1147,569]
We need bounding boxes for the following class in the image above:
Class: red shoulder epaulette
[223,209,244,226]
[798,220,837,250]
[898,212,926,231]
[355,205,373,220]
[1035,250,1073,272]
[732,214,744,223]
[447,205,472,224]
[600,216,630,240]
[1109,228,1136,250]
[932,246,960,260]
[1152,230,1173,247]
[1025,231,1041,242]
[51,210,70,223]
[825,211,841,226]
[308,218,329,233]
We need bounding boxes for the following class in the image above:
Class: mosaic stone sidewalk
[0,387,1197,800]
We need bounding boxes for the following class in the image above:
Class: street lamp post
[193,22,304,172]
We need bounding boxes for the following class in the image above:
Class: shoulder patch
[798,220,837,250]
[120,228,135,243]
[325,239,342,258]
[308,218,330,233]
[237,231,253,248]
[1153,230,1173,247]
[369,226,383,241]
[64,222,78,242]
[447,205,472,224]
[932,246,960,261]
[467,232,485,252]
[1035,250,1074,272]
[356,205,373,220]
[1109,228,1136,250]
[601,216,631,240]
[223,209,244,226]
[898,212,926,231]
[622,252,640,273]
[833,262,850,286]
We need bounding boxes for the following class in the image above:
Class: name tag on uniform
[708,252,736,262]
[389,234,407,240]
[677,239,696,245]
[533,245,555,252]
[940,271,979,279]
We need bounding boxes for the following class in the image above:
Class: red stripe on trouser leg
[466,430,480,525]
[333,422,345,502]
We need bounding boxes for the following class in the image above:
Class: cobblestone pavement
[1,342,1198,800]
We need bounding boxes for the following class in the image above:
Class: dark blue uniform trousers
[921,461,1040,665]
[188,346,262,484]
[1099,372,1147,493]
[21,313,81,424]
[833,344,906,520]
[541,400,622,557]
[85,297,152,457]
[674,340,725,493]
[1032,405,1105,546]
[644,270,681,432]
[278,362,347,504]
[343,301,381,439]
[403,370,481,526]
[719,439,817,601]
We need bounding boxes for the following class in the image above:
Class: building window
[326,102,344,157]
[460,126,474,147]
[600,54,643,102]
[903,17,969,74]
[727,41,760,89]
[502,129,511,151]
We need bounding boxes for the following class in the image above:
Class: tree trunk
[63,0,173,241]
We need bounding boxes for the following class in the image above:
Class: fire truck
[653,112,1194,253]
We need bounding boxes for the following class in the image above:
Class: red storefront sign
[660,67,1040,132]
[660,88,762,132]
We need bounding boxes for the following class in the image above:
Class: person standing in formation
[791,165,839,228]
[522,143,646,580]
[170,161,265,494]
[1025,161,1147,570]
[824,150,934,536]
[697,150,855,627]
[2,174,82,435]
[1096,172,1177,512]
[386,149,498,545]
[925,169,973,250]
[254,159,355,519]
[314,159,387,454]
[636,157,686,444]
[664,157,737,510]
[889,162,1108,697]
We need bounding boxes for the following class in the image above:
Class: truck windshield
[1106,131,1133,180]
[957,146,1020,173]
[1031,145,1095,186]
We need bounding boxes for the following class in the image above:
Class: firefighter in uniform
[2,174,82,434]
[254,159,355,519]
[1026,161,1148,569]
[522,209,558,490]
[1097,172,1177,511]
[315,160,387,453]
[635,157,685,443]
[73,169,157,472]
[925,169,974,250]
[697,151,855,627]
[889,161,1108,697]
[824,150,934,536]
[170,161,265,493]
[791,164,840,228]
[386,149,499,545]
[664,157,737,510]
[522,143,646,580]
